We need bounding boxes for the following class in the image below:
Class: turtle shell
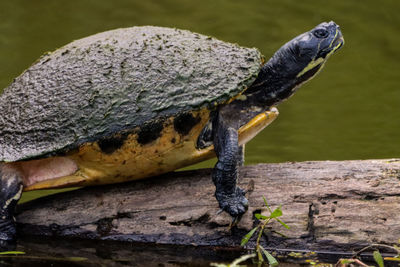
[0,26,263,162]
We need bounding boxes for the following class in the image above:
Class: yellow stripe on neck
[296,57,325,78]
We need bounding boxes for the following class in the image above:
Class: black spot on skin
[174,112,201,135]
[98,133,128,154]
[171,137,176,143]
[137,120,164,145]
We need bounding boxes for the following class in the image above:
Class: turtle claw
[216,209,224,215]
[216,188,249,222]
[229,214,243,229]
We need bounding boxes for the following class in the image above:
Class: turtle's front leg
[212,111,248,219]
[0,164,23,249]
[237,145,245,167]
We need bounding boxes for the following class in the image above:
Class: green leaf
[339,259,352,264]
[373,250,384,267]
[276,218,290,229]
[272,230,288,238]
[269,206,282,218]
[0,251,25,255]
[260,246,278,267]
[240,226,258,246]
[263,196,272,213]
[255,213,268,220]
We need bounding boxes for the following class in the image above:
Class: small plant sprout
[373,241,400,265]
[345,241,400,267]
[373,250,384,267]
[240,196,290,266]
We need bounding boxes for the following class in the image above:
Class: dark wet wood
[16,159,400,253]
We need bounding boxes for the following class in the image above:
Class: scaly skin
[212,113,248,217]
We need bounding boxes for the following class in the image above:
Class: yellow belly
[23,108,278,191]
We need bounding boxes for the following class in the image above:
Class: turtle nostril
[329,21,339,29]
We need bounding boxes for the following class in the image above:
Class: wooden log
[16,159,400,253]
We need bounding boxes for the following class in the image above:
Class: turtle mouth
[331,36,344,51]
[317,34,344,59]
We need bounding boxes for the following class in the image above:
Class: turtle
[0,21,343,246]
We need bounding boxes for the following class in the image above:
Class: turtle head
[286,21,344,84]
[249,21,344,106]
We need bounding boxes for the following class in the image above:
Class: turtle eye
[313,29,329,38]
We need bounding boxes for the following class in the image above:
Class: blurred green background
[0,0,399,202]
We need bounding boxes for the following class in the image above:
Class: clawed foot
[216,188,248,226]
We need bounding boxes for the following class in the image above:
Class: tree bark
[16,159,400,253]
